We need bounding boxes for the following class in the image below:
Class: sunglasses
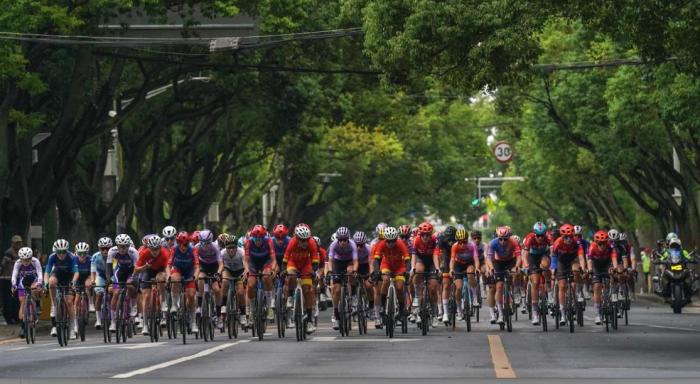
[339,238,349,243]
[252,237,264,242]
[298,238,309,243]
[77,252,88,256]
[117,245,128,249]
[386,239,396,245]
[100,247,110,252]
[56,250,67,254]
[149,246,161,251]
[498,237,509,242]
[165,237,175,241]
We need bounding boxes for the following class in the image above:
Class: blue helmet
[533,221,547,236]
[237,236,245,248]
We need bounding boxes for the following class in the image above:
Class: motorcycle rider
[658,238,696,300]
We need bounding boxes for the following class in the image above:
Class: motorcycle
[654,250,697,314]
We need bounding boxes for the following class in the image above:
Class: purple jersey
[195,242,222,264]
[328,239,358,261]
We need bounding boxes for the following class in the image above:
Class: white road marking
[629,323,698,332]
[6,346,30,351]
[111,340,250,378]
[309,336,419,342]
[51,342,166,352]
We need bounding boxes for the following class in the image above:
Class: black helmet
[443,226,456,241]
[471,230,482,238]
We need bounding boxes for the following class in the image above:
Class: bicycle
[355,274,369,335]
[54,285,72,347]
[74,285,90,342]
[142,279,164,342]
[20,283,40,344]
[273,273,285,338]
[599,272,617,332]
[619,271,632,326]
[223,276,241,339]
[331,272,353,337]
[453,272,473,333]
[537,272,548,332]
[247,272,271,341]
[168,278,195,344]
[292,274,311,342]
[381,272,404,339]
[413,271,434,336]
[561,271,577,333]
[96,283,112,343]
[498,271,515,332]
[198,275,218,342]
[114,281,136,344]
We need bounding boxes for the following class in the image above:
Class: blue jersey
[45,252,78,275]
[171,245,196,275]
[76,256,91,276]
[577,237,590,259]
[91,252,107,279]
[273,236,290,263]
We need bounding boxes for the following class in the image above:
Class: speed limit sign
[492,141,513,163]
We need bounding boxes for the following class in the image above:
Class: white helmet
[573,225,582,235]
[384,226,399,241]
[146,235,162,249]
[18,247,33,260]
[75,242,90,254]
[619,232,627,241]
[335,227,350,240]
[97,237,113,248]
[512,235,521,244]
[115,234,131,246]
[52,239,69,253]
[295,225,311,240]
[162,226,177,238]
[331,233,337,243]
[669,237,682,248]
[666,232,678,242]
[607,229,619,241]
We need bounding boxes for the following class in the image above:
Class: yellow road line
[488,334,516,378]
[0,337,20,345]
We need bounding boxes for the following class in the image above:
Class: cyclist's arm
[71,258,79,284]
[612,249,619,269]
[10,261,19,287]
[577,244,586,271]
[432,245,440,272]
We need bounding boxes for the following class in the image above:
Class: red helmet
[560,224,574,236]
[273,224,289,239]
[190,231,200,244]
[594,230,608,242]
[418,222,433,235]
[398,225,411,237]
[176,231,190,246]
[496,226,512,239]
[251,224,267,238]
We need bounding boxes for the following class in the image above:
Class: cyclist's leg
[414,260,426,306]
[541,255,552,300]
[171,270,183,309]
[156,271,167,313]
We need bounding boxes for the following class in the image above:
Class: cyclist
[11,247,43,339]
[328,227,358,330]
[398,225,415,321]
[162,226,177,250]
[522,221,551,325]
[315,236,329,311]
[135,235,170,335]
[471,230,487,311]
[411,222,440,327]
[272,224,291,270]
[371,226,410,329]
[616,231,637,306]
[587,230,618,325]
[449,228,480,322]
[438,226,457,324]
[107,234,139,333]
[550,224,586,326]
[221,234,245,329]
[73,242,92,336]
[91,237,112,329]
[510,234,527,314]
[486,226,521,324]
[244,225,277,324]
[574,225,592,299]
[44,239,79,338]
[283,224,320,333]
[354,231,374,319]
[194,229,224,328]
[167,231,200,334]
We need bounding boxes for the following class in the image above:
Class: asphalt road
[0,296,698,379]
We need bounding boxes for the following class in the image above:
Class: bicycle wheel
[464,285,472,333]
[357,286,366,335]
[180,306,187,345]
[540,299,548,332]
[345,285,352,333]
[79,294,88,342]
[295,290,303,342]
[275,286,284,338]
[449,296,456,331]
[386,288,395,338]
[526,281,533,320]
[202,294,211,342]
[505,290,513,332]
[568,289,575,333]
[256,288,265,341]
[28,302,35,344]
[339,284,347,336]
[623,284,630,325]
[24,300,33,345]
[208,294,216,341]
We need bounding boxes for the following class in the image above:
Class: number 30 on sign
[492,141,513,163]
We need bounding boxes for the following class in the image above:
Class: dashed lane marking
[487,335,516,378]
[111,340,250,378]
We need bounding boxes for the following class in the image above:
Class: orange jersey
[552,237,584,257]
[283,237,320,266]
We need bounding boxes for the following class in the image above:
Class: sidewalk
[0,321,51,341]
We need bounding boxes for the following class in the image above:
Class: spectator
[641,247,652,294]
[1,235,23,324]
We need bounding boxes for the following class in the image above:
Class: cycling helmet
[384,227,399,241]
[75,242,90,254]
[336,227,350,240]
[559,224,574,236]
[191,230,201,244]
[353,231,367,244]
[52,239,69,252]
[533,222,547,236]
[199,229,214,244]
[443,226,457,241]
[313,236,322,247]
[669,238,682,248]
[331,233,337,243]
[666,232,678,242]
[98,237,113,249]
[142,234,156,246]
[251,225,267,238]
[594,230,608,242]
[375,222,388,234]
[146,235,162,249]
[471,230,482,238]
[115,234,131,246]
[18,247,33,260]
[418,222,434,235]
[162,225,177,239]
[573,225,583,235]
[217,233,230,245]
[237,236,246,248]
[411,227,419,237]
[295,224,311,239]
[224,236,237,248]
[176,231,190,246]
[496,226,511,239]
[273,224,289,239]
[398,225,411,238]
[455,228,467,241]
[608,229,620,241]
[512,235,521,244]
[619,232,627,241]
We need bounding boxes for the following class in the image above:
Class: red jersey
[412,235,439,258]
[318,247,328,267]
[136,246,170,272]
[551,237,583,257]
[283,237,320,266]
[523,232,551,254]
[588,242,618,261]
